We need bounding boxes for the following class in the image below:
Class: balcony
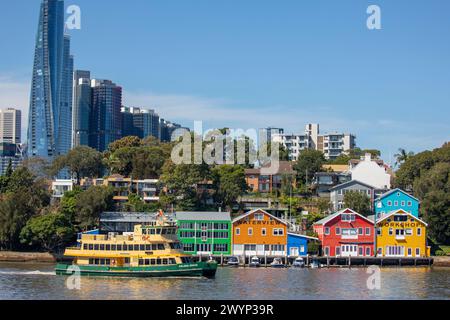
[396,235,406,241]
[341,235,358,240]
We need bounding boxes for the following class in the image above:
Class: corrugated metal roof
[175,212,231,221]
[100,212,159,223]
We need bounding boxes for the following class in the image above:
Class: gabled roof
[313,208,375,226]
[376,209,428,226]
[287,233,319,241]
[375,188,420,203]
[329,179,376,191]
[232,209,288,225]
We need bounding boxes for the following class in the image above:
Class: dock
[192,254,434,268]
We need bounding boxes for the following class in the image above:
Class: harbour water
[0,262,449,300]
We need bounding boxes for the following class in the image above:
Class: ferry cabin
[232,209,288,257]
[374,188,420,219]
[176,212,232,256]
[313,208,374,257]
[376,209,429,257]
[64,221,191,268]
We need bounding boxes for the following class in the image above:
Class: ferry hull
[55,262,217,278]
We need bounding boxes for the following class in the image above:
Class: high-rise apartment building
[72,70,92,147]
[28,0,73,159]
[89,79,122,152]
[0,108,21,144]
[121,107,160,140]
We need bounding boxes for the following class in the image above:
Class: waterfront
[0,262,449,300]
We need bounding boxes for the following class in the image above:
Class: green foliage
[327,148,381,165]
[343,190,372,216]
[20,211,75,252]
[395,143,450,244]
[307,241,320,255]
[434,250,446,256]
[125,193,161,212]
[60,187,84,221]
[51,146,104,181]
[74,186,115,230]
[212,165,248,211]
[294,149,326,185]
[108,136,143,153]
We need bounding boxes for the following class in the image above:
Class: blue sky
[1,0,449,164]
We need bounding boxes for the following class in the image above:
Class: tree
[108,136,142,153]
[60,188,84,221]
[20,211,75,252]
[51,146,104,182]
[212,165,248,211]
[74,186,114,230]
[0,160,13,193]
[343,191,372,216]
[294,149,326,185]
[394,148,415,168]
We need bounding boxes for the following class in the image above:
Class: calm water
[0,262,449,300]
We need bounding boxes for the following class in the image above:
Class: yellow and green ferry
[55,215,217,278]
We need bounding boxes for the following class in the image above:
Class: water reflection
[0,263,448,300]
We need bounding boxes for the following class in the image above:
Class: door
[341,245,358,257]
[290,247,299,257]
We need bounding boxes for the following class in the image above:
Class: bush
[434,250,446,256]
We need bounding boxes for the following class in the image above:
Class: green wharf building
[175,212,232,256]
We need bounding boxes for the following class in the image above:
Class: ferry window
[142,229,147,235]
[125,258,130,264]
[100,244,105,251]
[116,245,122,251]
[139,259,144,265]
[169,258,176,265]
[161,228,167,235]
[134,244,139,251]
[88,244,93,250]
[162,259,168,265]
[111,245,116,251]
[106,259,110,265]
[156,229,161,235]
[140,245,145,251]
[145,259,150,266]
[94,244,99,251]
[156,258,162,265]
[83,244,88,250]
[150,259,156,265]
[158,244,165,250]
[145,244,152,251]
[150,229,155,235]
[151,244,157,251]
[106,244,111,251]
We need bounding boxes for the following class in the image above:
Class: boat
[249,256,260,268]
[310,258,321,269]
[55,213,217,278]
[227,256,240,267]
[270,257,286,268]
[292,257,305,268]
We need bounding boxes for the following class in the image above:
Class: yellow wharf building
[375,209,430,258]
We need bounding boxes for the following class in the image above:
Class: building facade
[313,208,374,257]
[349,154,392,190]
[28,0,73,159]
[374,188,420,219]
[244,161,296,193]
[329,180,376,212]
[0,143,23,175]
[89,79,122,151]
[375,209,429,257]
[72,70,92,147]
[121,107,160,140]
[232,209,288,257]
[287,233,318,257]
[0,108,21,144]
[176,212,232,256]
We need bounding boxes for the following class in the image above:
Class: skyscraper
[27,0,73,159]
[72,70,92,147]
[90,79,123,152]
[0,108,21,144]
[121,107,160,140]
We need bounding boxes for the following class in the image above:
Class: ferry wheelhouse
[55,215,217,278]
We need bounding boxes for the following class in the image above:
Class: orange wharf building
[232,209,288,257]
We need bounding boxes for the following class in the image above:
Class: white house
[51,180,74,198]
[349,154,391,190]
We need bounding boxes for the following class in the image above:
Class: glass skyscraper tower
[28,0,73,159]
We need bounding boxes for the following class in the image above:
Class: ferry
[55,214,217,278]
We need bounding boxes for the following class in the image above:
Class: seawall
[0,251,58,263]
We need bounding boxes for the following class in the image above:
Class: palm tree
[394,148,414,168]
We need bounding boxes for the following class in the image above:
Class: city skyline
[1,0,449,165]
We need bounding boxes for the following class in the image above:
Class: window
[273,228,284,236]
[106,244,111,251]
[416,248,421,256]
[248,228,253,236]
[342,228,358,236]
[324,247,330,256]
[254,213,264,221]
[405,229,413,236]
[389,228,393,236]
[377,228,381,236]
[325,227,330,235]
[366,247,371,256]
[377,248,382,255]
[244,244,256,251]
[358,228,363,235]
[401,201,406,206]
[336,227,341,235]
[417,228,422,236]
[235,228,240,236]
[261,228,267,236]
[335,247,341,256]
[359,247,363,256]
[183,243,195,252]
[387,201,392,206]
[365,227,371,236]
[213,244,228,252]
[407,201,412,207]
[271,245,285,252]
[407,248,412,257]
